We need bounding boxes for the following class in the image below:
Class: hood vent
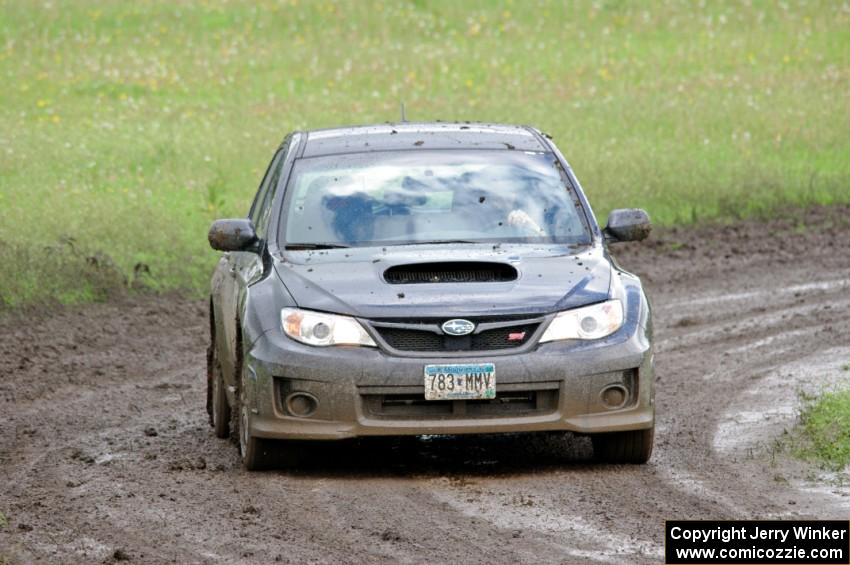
[383,262,518,284]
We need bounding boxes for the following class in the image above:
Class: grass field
[1,0,848,306]
[794,387,850,471]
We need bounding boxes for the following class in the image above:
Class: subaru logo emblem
[442,319,475,336]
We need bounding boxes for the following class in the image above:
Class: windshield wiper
[285,243,350,250]
[397,239,479,246]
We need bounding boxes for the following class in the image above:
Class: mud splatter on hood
[274,243,611,319]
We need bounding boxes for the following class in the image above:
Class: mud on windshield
[278,150,592,248]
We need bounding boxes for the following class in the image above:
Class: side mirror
[208,219,259,252]
[603,208,651,243]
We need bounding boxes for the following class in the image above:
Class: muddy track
[2,207,850,564]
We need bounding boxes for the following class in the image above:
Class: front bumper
[242,307,654,441]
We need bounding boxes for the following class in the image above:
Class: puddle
[428,477,663,563]
[713,347,850,511]
[713,347,850,455]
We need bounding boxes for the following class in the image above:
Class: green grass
[794,389,850,471]
[1,0,848,306]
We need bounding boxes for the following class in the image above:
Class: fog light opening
[600,384,628,409]
[285,392,318,418]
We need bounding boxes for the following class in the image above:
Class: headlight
[281,308,377,347]
[539,300,624,343]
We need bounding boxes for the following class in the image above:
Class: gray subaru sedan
[207,123,654,470]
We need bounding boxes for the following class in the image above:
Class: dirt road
[2,207,849,564]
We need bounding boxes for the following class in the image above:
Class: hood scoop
[383,261,518,284]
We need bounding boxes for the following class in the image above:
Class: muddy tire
[239,430,301,471]
[233,373,304,470]
[231,365,273,470]
[237,398,273,471]
[210,345,230,439]
[591,427,654,464]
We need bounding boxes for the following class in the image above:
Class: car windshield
[279,150,591,248]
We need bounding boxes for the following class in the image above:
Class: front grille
[361,389,558,419]
[375,323,539,352]
[377,327,444,351]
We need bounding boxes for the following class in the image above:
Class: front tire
[234,367,275,471]
[234,366,304,471]
[591,427,654,464]
[238,400,275,471]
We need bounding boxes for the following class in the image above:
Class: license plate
[423,363,496,400]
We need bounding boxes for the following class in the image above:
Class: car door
[217,146,286,394]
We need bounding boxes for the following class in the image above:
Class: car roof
[299,122,549,158]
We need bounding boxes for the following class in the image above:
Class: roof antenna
[400,102,407,123]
